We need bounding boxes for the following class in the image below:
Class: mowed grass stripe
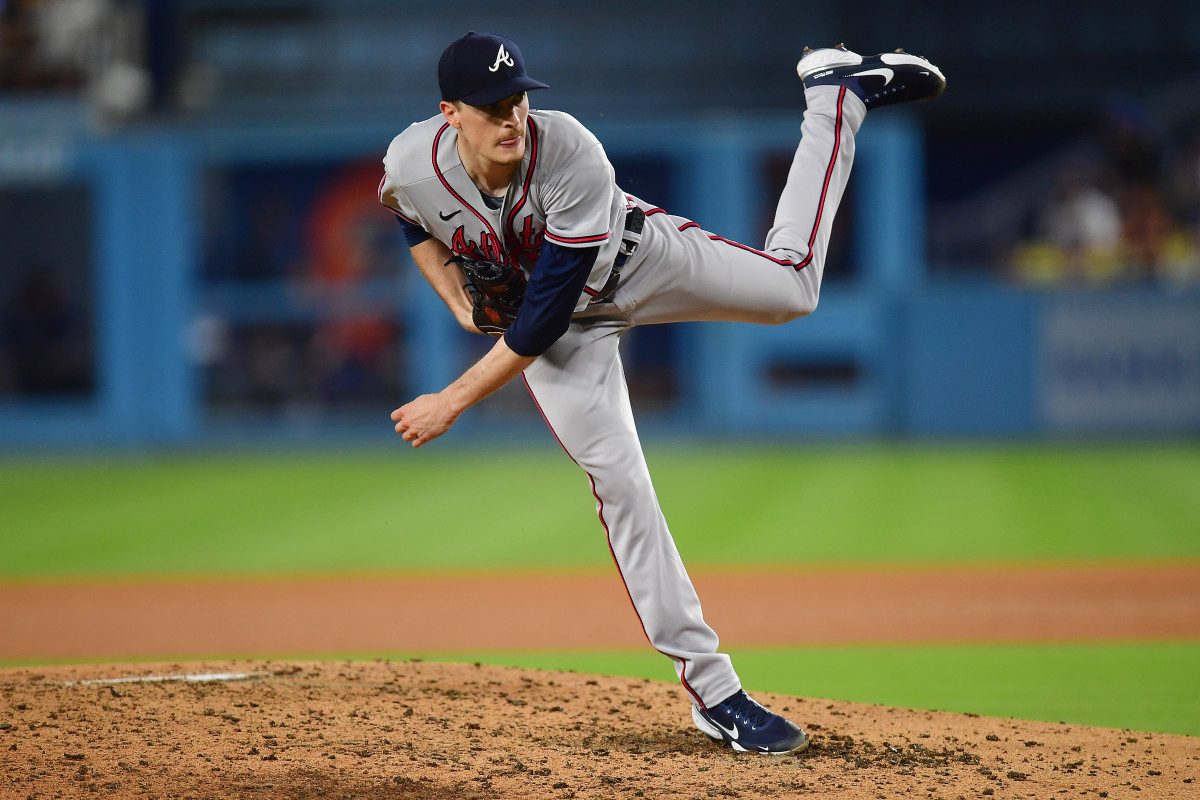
[387,641,1200,738]
[2,443,1198,578]
[5,642,1194,736]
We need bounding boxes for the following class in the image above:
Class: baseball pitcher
[380,31,945,754]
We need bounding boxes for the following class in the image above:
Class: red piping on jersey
[504,117,538,250]
[521,374,706,708]
[676,223,797,267]
[708,234,797,266]
[432,122,503,247]
[389,207,420,226]
[545,231,609,245]
[795,85,846,270]
[647,87,845,272]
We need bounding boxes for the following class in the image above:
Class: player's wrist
[455,307,481,333]
[435,389,461,418]
[439,382,475,418]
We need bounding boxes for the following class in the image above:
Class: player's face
[442,93,530,171]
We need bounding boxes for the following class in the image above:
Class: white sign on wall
[1040,301,1200,432]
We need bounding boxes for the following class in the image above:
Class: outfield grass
[4,444,1197,736]
[391,642,1200,738]
[2,443,1198,578]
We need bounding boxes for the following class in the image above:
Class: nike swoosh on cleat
[439,209,462,221]
[711,719,739,739]
[848,67,894,84]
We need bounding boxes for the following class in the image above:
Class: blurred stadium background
[1,0,1197,441]
[1,0,1198,735]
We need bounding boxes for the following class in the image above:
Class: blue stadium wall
[0,107,1196,446]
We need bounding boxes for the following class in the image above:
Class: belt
[588,206,645,305]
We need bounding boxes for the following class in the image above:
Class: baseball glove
[446,254,527,336]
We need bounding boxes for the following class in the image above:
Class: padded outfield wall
[1,105,1197,446]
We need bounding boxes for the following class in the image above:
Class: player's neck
[457,140,516,199]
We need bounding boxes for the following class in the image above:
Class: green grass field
[3,443,1198,577]
[3,443,1198,735]
[386,642,1200,737]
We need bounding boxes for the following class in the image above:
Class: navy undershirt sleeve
[503,242,600,357]
[395,214,432,247]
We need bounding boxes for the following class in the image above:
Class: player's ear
[439,100,462,128]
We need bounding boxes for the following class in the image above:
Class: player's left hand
[391,393,460,448]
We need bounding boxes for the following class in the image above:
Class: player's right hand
[391,393,460,448]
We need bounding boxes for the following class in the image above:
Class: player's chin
[493,138,525,162]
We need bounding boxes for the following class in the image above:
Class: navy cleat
[692,690,810,754]
[797,45,946,110]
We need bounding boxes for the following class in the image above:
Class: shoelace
[721,692,775,730]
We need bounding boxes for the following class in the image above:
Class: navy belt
[588,206,645,305]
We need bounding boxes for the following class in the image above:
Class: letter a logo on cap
[488,44,515,72]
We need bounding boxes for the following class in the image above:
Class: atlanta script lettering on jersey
[449,214,544,266]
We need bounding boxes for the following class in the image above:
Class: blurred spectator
[1165,127,1200,230]
[1157,127,1200,290]
[1010,99,1200,290]
[1120,183,1175,279]
[0,0,85,89]
[1153,229,1200,291]
[0,0,150,123]
[0,265,93,397]
[1041,173,1121,255]
[1014,170,1123,286]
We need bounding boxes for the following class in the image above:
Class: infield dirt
[4,563,1199,662]
[3,563,1199,798]
[3,659,1198,800]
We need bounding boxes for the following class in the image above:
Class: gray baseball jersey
[380,109,629,311]
[380,85,865,709]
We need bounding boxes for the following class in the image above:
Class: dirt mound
[2,660,1196,799]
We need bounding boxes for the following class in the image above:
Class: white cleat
[798,45,946,109]
[796,43,863,80]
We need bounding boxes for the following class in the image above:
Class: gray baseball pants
[521,86,866,708]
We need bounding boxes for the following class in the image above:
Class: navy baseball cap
[438,32,549,106]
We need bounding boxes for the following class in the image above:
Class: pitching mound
[2,660,1196,799]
